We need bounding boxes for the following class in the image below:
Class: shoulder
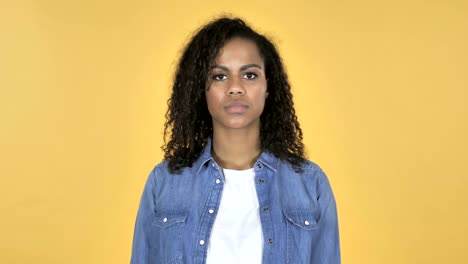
[144,161,169,184]
[153,160,169,172]
[301,159,325,172]
[148,160,194,180]
[278,158,327,178]
[275,158,334,195]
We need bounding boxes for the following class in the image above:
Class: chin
[223,119,259,130]
[222,122,248,129]
[212,116,260,130]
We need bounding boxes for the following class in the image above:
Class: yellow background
[1,0,467,263]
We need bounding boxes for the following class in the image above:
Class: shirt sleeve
[130,167,157,264]
[311,167,341,264]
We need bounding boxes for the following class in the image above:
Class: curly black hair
[162,16,306,174]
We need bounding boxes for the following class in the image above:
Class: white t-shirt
[206,168,263,264]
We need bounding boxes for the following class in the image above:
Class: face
[206,37,268,131]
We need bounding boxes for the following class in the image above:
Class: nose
[226,77,245,96]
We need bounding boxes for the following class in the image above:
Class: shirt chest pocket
[284,209,319,264]
[150,211,189,264]
[153,211,188,228]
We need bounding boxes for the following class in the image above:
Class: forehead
[214,37,264,65]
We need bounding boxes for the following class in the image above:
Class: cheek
[205,90,221,113]
[257,88,268,106]
[259,97,267,111]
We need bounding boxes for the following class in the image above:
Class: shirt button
[268,238,273,244]
[263,206,269,212]
[199,240,205,245]
[259,178,265,183]
[257,163,263,169]
[208,209,214,214]
[163,217,167,223]
[215,179,221,184]
[304,220,310,225]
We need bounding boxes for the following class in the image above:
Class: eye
[243,72,258,80]
[212,74,227,81]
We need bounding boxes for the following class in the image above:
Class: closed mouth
[225,101,248,113]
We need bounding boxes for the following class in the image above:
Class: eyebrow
[210,64,263,71]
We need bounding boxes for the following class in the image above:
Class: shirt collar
[194,137,279,174]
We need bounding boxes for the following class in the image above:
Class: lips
[225,101,248,114]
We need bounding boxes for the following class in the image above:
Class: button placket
[194,160,224,262]
[254,161,275,256]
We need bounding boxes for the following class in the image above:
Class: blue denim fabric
[131,138,340,264]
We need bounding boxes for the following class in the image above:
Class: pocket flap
[283,209,319,230]
[152,211,188,228]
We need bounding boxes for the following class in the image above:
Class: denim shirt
[131,139,340,264]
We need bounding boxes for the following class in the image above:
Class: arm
[311,168,341,264]
[130,167,157,264]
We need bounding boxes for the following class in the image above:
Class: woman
[131,17,340,264]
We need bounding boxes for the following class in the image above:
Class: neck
[211,128,261,170]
